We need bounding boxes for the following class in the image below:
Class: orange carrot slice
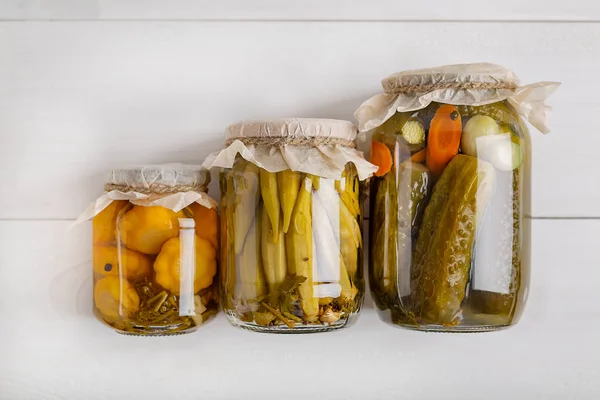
[410,148,426,163]
[426,105,462,176]
[371,141,393,177]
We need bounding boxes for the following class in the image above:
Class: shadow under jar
[357,64,559,332]
[205,119,377,333]
[86,165,219,335]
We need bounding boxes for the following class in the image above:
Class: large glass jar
[356,64,559,332]
[81,165,219,335]
[204,119,377,333]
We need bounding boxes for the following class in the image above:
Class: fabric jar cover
[354,63,560,134]
[74,163,217,225]
[202,118,378,180]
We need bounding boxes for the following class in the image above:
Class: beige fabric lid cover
[73,163,217,226]
[225,118,357,143]
[355,63,560,133]
[203,118,378,180]
[106,164,210,193]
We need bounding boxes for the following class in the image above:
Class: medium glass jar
[204,119,377,333]
[356,64,559,332]
[84,165,219,335]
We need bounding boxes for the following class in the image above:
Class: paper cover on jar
[354,63,560,134]
[73,164,217,226]
[202,118,378,180]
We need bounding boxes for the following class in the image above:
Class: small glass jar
[83,164,219,335]
[356,64,559,332]
[205,119,377,333]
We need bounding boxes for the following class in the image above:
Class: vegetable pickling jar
[204,119,377,333]
[356,63,559,332]
[76,164,219,335]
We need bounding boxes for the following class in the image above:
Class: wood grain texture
[0,21,595,219]
[0,219,598,399]
[2,0,600,21]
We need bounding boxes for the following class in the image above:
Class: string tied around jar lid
[224,135,356,148]
[104,182,209,195]
[385,80,517,95]
[355,63,560,134]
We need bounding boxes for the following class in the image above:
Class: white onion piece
[461,115,501,157]
[476,134,523,171]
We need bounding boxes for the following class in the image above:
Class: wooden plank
[2,0,600,21]
[0,219,597,399]
[0,21,595,219]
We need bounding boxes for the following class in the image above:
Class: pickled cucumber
[233,161,260,254]
[236,213,266,301]
[286,177,319,322]
[335,167,361,220]
[261,203,287,292]
[470,166,522,320]
[278,170,303,234]
[397,162,432,235]
[221,172,237,310]
[260,170,281,243]
[370,158,432,310]
[339,200,360,277]
[410,155,496,325]
[370,170,399,309]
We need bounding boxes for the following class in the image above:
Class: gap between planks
[2,19,600,23]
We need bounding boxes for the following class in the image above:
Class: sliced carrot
[370,141,393,177]
[410,148,426,163]
[426,104,462,176]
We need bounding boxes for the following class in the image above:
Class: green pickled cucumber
[369,139,410,309]
[220,171,238,310]
[411,155,496,326]
[278,170,303,234]
[233,161,260,254]
[339,200,360,278]
[312,180,360,304]
[335,167,361,220]
[339,257,358,303]
[470,166,522,320]
[370,169,399,310]
[370,157,433,311]
[236,212,266,302]
[260,203,287,292]
[285,177,319,322]
[260,170,281,243]
[397,162,432,235]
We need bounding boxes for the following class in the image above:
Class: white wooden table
[1,2,599,399]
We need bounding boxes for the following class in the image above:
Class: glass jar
[356,64,559,332]
[204,119,377,333]
[83,164,219,335]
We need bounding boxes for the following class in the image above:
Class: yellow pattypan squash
[118,206,181,254]
[93,200,129,244]
[93,245,152,280]
[154,236,217,295]
[94,276,140,319]
[187,203,219,250]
